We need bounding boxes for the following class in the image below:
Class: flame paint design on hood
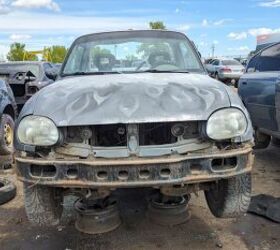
[32,73,231,126]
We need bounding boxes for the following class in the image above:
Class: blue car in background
[238,42,280,148]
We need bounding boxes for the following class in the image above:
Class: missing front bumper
[15,145,253,188]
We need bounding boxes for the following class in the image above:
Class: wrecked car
[14,30,254,226]
[0,78,17,167]
[0,61,58,112]
[238,42,280,148]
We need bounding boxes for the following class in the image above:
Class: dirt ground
[0,145,280,250]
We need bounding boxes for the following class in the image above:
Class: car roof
[72,29,189,44]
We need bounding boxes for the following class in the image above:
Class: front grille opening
[11,84,25,97]
[96,171,108,180]
[160,168,171,178]
[139,123,176,146]
[64,122,199,147]
[139,169,150,179]
[94,124,127,147]
[118,170,129,180]
[30,165,56,177]
[211,157,237,171]
[66,168,78,179]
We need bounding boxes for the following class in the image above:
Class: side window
[246,56,258,73]
[212,60,219,66]
[256,43,280,72]
[257,56,280,72]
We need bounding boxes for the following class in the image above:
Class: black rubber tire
[23,183,63,226]
[271,137,280,147]
[254,130,271,149]
[205,173,251,218]
[0,178,17,205]
[0,114,15,155]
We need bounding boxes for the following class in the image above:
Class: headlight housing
[17,116,59,146]
[206,108,247,140]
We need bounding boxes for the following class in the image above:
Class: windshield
[0,64,40,78]
[62,32,204,75]
[221,60,241,66]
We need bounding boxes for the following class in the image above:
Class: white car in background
[207,58,245,86]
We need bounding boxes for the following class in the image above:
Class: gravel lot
[0,145,280,250]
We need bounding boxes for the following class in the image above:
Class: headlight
[17,116,59,146]
[207,108,247,140]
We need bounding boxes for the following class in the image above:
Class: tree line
[7,43,68,63]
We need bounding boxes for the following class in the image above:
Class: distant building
[256,32,280,51]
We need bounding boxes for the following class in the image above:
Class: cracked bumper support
[15,146,254,188]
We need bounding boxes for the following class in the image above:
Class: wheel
[205,173,251,218]
[271,137,280,147]
[0,114,15,155]
[0,178,16,205]
[23,183,63,226]
[254,130,271,149]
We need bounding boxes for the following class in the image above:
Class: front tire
[205,173,251,218]
[254,130,271,149]
[0,114,15,155]
[271,137,280,147]
[23,183,63,226]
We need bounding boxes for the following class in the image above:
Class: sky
[0,0,280,59]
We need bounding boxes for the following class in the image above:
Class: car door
[211,59,220,73]
[239,43,280,132]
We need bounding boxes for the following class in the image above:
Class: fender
[0,79,17,117]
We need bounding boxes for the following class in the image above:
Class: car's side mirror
[45,69,58,81]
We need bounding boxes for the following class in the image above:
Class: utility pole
[211,43,215,58]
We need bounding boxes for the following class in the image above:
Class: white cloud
[248,27,280,36]
[213,19,232,26]
[199,41,208,47]
[259,0,280,8]
[12,0,60,12]
[202,19,208,27]
[0,0,10,14]
[175,8,180,13]
[213,40,219,45]
[228,32,247,40]
[0,12,147,33]
[0,44,9,60]
[176,24,190,32]
[9,33,32,41]
[228,46,250,52]
[227,27,280,40]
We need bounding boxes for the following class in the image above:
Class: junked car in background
[207,58,245,87]
[238,42,280,148]
[0,78,17,167]
[204,58,216,73]
[14,30,254,228]
[0,61,58,111]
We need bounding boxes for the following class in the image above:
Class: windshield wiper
[62,71,121,77]
[139,69,190,73]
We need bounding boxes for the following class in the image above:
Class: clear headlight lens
[17,116,59,146]
[207,108,247,140]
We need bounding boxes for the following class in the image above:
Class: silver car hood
[33,73,231,126]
